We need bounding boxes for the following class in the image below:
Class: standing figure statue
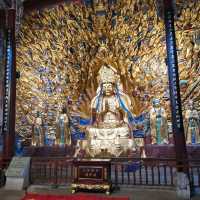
[56,107,71,146]
[184,100,200,144]
[32,111,45,146]
[149,98,168,144]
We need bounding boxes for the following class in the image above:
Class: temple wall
[175,1,200,110]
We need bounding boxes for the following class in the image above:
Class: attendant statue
[184,100,200,144]
[85,64,135,157]
[56,107,71,146]
[149,99,168,144]
[32,111,44,146]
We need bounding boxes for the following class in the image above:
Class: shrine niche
[15,0,200,156]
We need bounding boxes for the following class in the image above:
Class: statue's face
[155,102,160,106]
[153,99,160,108]
[188,103,193,110]
[103,82,114,96]
[188,100,194,110]
[153,101,160,108]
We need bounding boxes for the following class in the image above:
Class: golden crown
[94,0,106,12]
[98,42,108,52]
[98,65,119,83]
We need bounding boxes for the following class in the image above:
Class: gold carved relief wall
[15,0,200,144]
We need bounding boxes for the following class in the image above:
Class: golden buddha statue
[86,64,135,157]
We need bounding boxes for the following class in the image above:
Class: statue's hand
[105,100,109,112]
[92,121,99,128]
[101,109,107,115]
[117,107,124,113]
[136,124,144,129]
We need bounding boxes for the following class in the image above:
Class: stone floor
[0,185,200,200]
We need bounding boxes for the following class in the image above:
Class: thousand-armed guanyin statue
[78,64,136,157]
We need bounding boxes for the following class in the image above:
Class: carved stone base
[176,172,191,199]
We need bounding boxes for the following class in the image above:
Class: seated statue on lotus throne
[86,64,135,157]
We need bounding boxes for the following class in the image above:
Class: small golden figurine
[32,111,45,146]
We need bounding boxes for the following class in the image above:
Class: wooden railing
[29,157,200,188]
[110,158,176,187]
[0,156,198,189]
[188,160,200,187]
[30,157,73,185]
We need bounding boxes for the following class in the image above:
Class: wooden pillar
[0,10,6,133]
[0,10,7,167]
[163,0,188,172]
[2,9,16,161]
